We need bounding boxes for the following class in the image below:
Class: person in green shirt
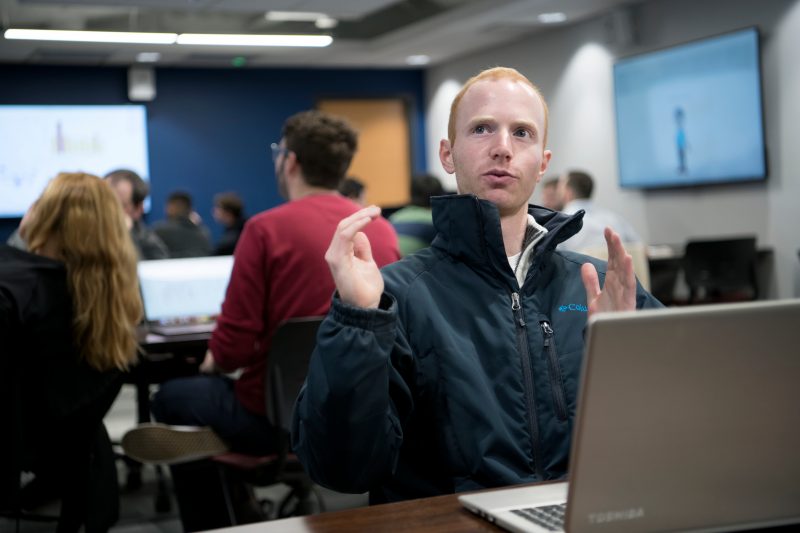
[388,173,446,256]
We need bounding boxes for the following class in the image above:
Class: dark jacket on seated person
[0,245,121,530]
[153,216,212,258]
[292,196,662,504]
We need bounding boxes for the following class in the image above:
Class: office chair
[683,237,758,304]
[198,317,325,527]
[1,363,122,533]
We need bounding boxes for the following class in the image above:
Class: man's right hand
[325,205,385,309]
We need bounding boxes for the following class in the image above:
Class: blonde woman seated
[0,172,142,533]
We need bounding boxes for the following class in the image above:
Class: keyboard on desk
[512,503,566,532]
[148,322,215,336]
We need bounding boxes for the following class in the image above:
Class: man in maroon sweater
[143,111,400,457]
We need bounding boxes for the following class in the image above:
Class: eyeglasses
[270,142,289,163]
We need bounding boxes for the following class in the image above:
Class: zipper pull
[540,321,553,347]
[511,292,525,327]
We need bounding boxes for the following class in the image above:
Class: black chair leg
[154,465,172,513]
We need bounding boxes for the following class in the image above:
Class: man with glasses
[126,111,400,525]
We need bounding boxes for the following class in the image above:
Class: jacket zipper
[540,321,568,422]
[511,292,544,479]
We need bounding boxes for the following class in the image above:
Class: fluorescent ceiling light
[4,28,177,44]
[405,54,430,66]
[177,33,332,47]
[315,17,338,29]
[136,52,162,62]
[265,11,338,29]
[538,12,567,24]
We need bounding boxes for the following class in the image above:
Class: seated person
[388,173,445,256]
[538,175,563,211]
[558,170,642,252]
[338,176,366,205]
[292,67,662,504]
[105,168,169,260]
[123,111,400,528]
[153,191,212,257]
[211,192,246,255]
[1,172,142,531]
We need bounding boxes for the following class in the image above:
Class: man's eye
[474,125,488,134]
[514,128,531,138]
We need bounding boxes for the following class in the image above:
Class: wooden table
[208,488,800,533]
[208,491,501,533]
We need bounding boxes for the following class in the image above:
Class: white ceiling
[0,0,641,68]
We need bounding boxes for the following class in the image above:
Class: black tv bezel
[613,26,768,191]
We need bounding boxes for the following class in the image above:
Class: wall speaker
[604,6,641,47]
[128,66,156,102]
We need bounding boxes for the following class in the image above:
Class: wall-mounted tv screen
[613,27,766,189]
[0,105,150,218]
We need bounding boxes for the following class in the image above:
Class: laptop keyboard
[511,503,566,531]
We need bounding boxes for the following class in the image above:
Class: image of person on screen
[291,66,662,504]
[675,107,688,174]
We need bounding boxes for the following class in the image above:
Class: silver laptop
[460,299,800,533]
[137,255,234,336]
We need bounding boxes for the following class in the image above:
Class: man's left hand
[199,350,217,374]
[581,227,637,317]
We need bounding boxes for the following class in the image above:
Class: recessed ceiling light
[136,52,161,62]
[265,10,326,22]
[406,54,430,66]
[315,16,338,29]
[538,12,567,24]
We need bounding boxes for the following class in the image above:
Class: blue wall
[0,64,427,243]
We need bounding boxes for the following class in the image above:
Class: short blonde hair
[26,172,143,371]
[447,66,549,148]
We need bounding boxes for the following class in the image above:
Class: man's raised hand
[325,205,385,309]
[581,227,637,317]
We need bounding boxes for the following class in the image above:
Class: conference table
[207,487,799,533]
[210,489,500,533]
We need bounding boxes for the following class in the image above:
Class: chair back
[683,237,758,303]
[265,317,324,458]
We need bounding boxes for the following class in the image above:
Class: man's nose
[490,131,512,160]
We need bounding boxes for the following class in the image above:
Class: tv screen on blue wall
[613,27,766,189]
[0,105,150,218]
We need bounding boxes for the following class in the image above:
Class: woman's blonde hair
[25,172,143,371]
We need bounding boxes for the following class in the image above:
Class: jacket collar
[430,194,584,280]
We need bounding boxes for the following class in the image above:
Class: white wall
[425,0,800,299]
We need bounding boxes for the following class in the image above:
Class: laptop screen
[137,255,234,325]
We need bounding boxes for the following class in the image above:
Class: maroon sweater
[209,194,401,415]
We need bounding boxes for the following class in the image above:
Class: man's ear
[439,139,455,174]
[285,151,299,175]
[537,149,552,184]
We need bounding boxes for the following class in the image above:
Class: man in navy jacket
[292,67,662,503]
